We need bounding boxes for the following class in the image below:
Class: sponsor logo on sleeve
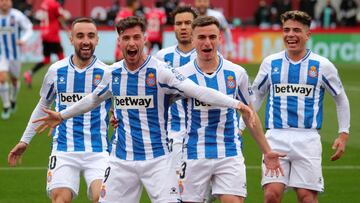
[171,68,186,81]
[59,93,88,106]
[273,84,314,97]
[114,96,154,109]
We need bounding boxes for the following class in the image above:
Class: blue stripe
[111,69,127,159]
[237,89,248,105]
[46,84,55,100]
[159,82,184,93]
[287,63,300,128]
[72,71,85,151]
[56,67,68,151]
[2,19,9,59]
[90,68,105,152]
[182,99,188,129]
[304,60,319,128]
[180,55,191,66]
[271,59,283,128]
[258,74,269,90]
[264,96,270,129]
[204,75,219,159]
[164,53,174,66]
[145,68,165,158]
[187,74,200,159]
[316,87,325,129]
[170,104,181,131]
[322,76,338,96]
[163,94,171,137]
[127,73,145,160]
[224,108,237,157]
[11,33,17,59]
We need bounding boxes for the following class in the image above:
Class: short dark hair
[171,6,198,23]
[115,16,146,35]
[126,0,138,7]
[71,17,96,30]
[192,16,220,30]
[280,10,311,27]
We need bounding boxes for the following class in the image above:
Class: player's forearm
[246,111,271,154]
[20,27,33,42]
[20,98,52,144]
[334,92,350,133]
[60,93,105,120]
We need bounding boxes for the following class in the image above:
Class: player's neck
[287,49,307,62]
[72,55,94,69]
[125,54,148,71]
[0,9,10,15]
[177,43,193,53]
[196,56,220,74]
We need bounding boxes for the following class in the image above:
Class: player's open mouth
[202,48,212,53]
[127,50,138,57]
[286,40,298,45]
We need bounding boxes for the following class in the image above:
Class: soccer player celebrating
[23,0,67,88]
[31,16,262,203]
[0,0,33,119]
[8,18,111,203]
[251,11,350,203]
[177,16,285,203]
[155,5,198,176]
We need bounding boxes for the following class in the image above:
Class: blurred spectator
[299,0,317,28]
[134,0,146,18]
[270,0,292,28]
[145,0,166,54]
[13,0,35,23]
[255,0,271,29]
[320,0,337,29]
[164,0,179,25]
[106,0,120,26]
[340,0,358,26]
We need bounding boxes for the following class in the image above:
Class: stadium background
[1,0,360,202]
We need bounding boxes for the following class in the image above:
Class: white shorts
[261,128,324,192]
[180,155,247,202]
[0,58,21,78]
[46,151,109,200]
[99,154,180,203]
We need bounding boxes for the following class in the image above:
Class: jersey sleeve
[252,59,271,96]
[39,67,57,102]
[320,60,345,97]
[93,68,113,98]
[17,11,33,42]
[236,70,254,106]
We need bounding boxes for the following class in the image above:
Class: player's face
[192,24,220,62]
[70,22,99,61]
[118,26,146,66]
[195,0,209,15]
[282,20,310,55]
[0,0,12,13]
[174,12,194,45]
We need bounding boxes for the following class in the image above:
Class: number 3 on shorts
[179,162,187,180]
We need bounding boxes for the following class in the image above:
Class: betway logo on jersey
[59,93,88,106]
[274,84,314,97]
[114,96,154,109]
[193,99,216,110]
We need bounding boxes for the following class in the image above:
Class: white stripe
[1,165,359,170]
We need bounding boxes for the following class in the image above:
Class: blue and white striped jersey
[252,49,345,130]
[178,56,253,159]
[40,56,111,152]
[156,45,197,135]
[0,8,33,61]
[94,56,240,161]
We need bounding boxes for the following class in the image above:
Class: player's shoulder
[93,57,109,70]
[49,57,69,70]
[207,8,224,18]
[308,51,333,66]
[9,8,25,17]
[156,45,177,59]
[263,50,286,63]
[149,55,168,69]
[221,57,247,74]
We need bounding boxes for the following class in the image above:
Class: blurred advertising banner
[21,29,360,64]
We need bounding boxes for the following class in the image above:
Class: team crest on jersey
[93,74,102,86]
[226,76,236,89]
[308,66,318,78]
[178,181,184,195]
[146,73,156,86]
[58,76,65,84]
[47,171,52,183]
[100,185,106,198]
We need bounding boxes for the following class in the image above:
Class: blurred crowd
[14,0,360,29]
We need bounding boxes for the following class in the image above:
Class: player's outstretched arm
[331,132,349,161]
[8,142,28,167]
[244,104,286,177]
[33,108,63,135]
